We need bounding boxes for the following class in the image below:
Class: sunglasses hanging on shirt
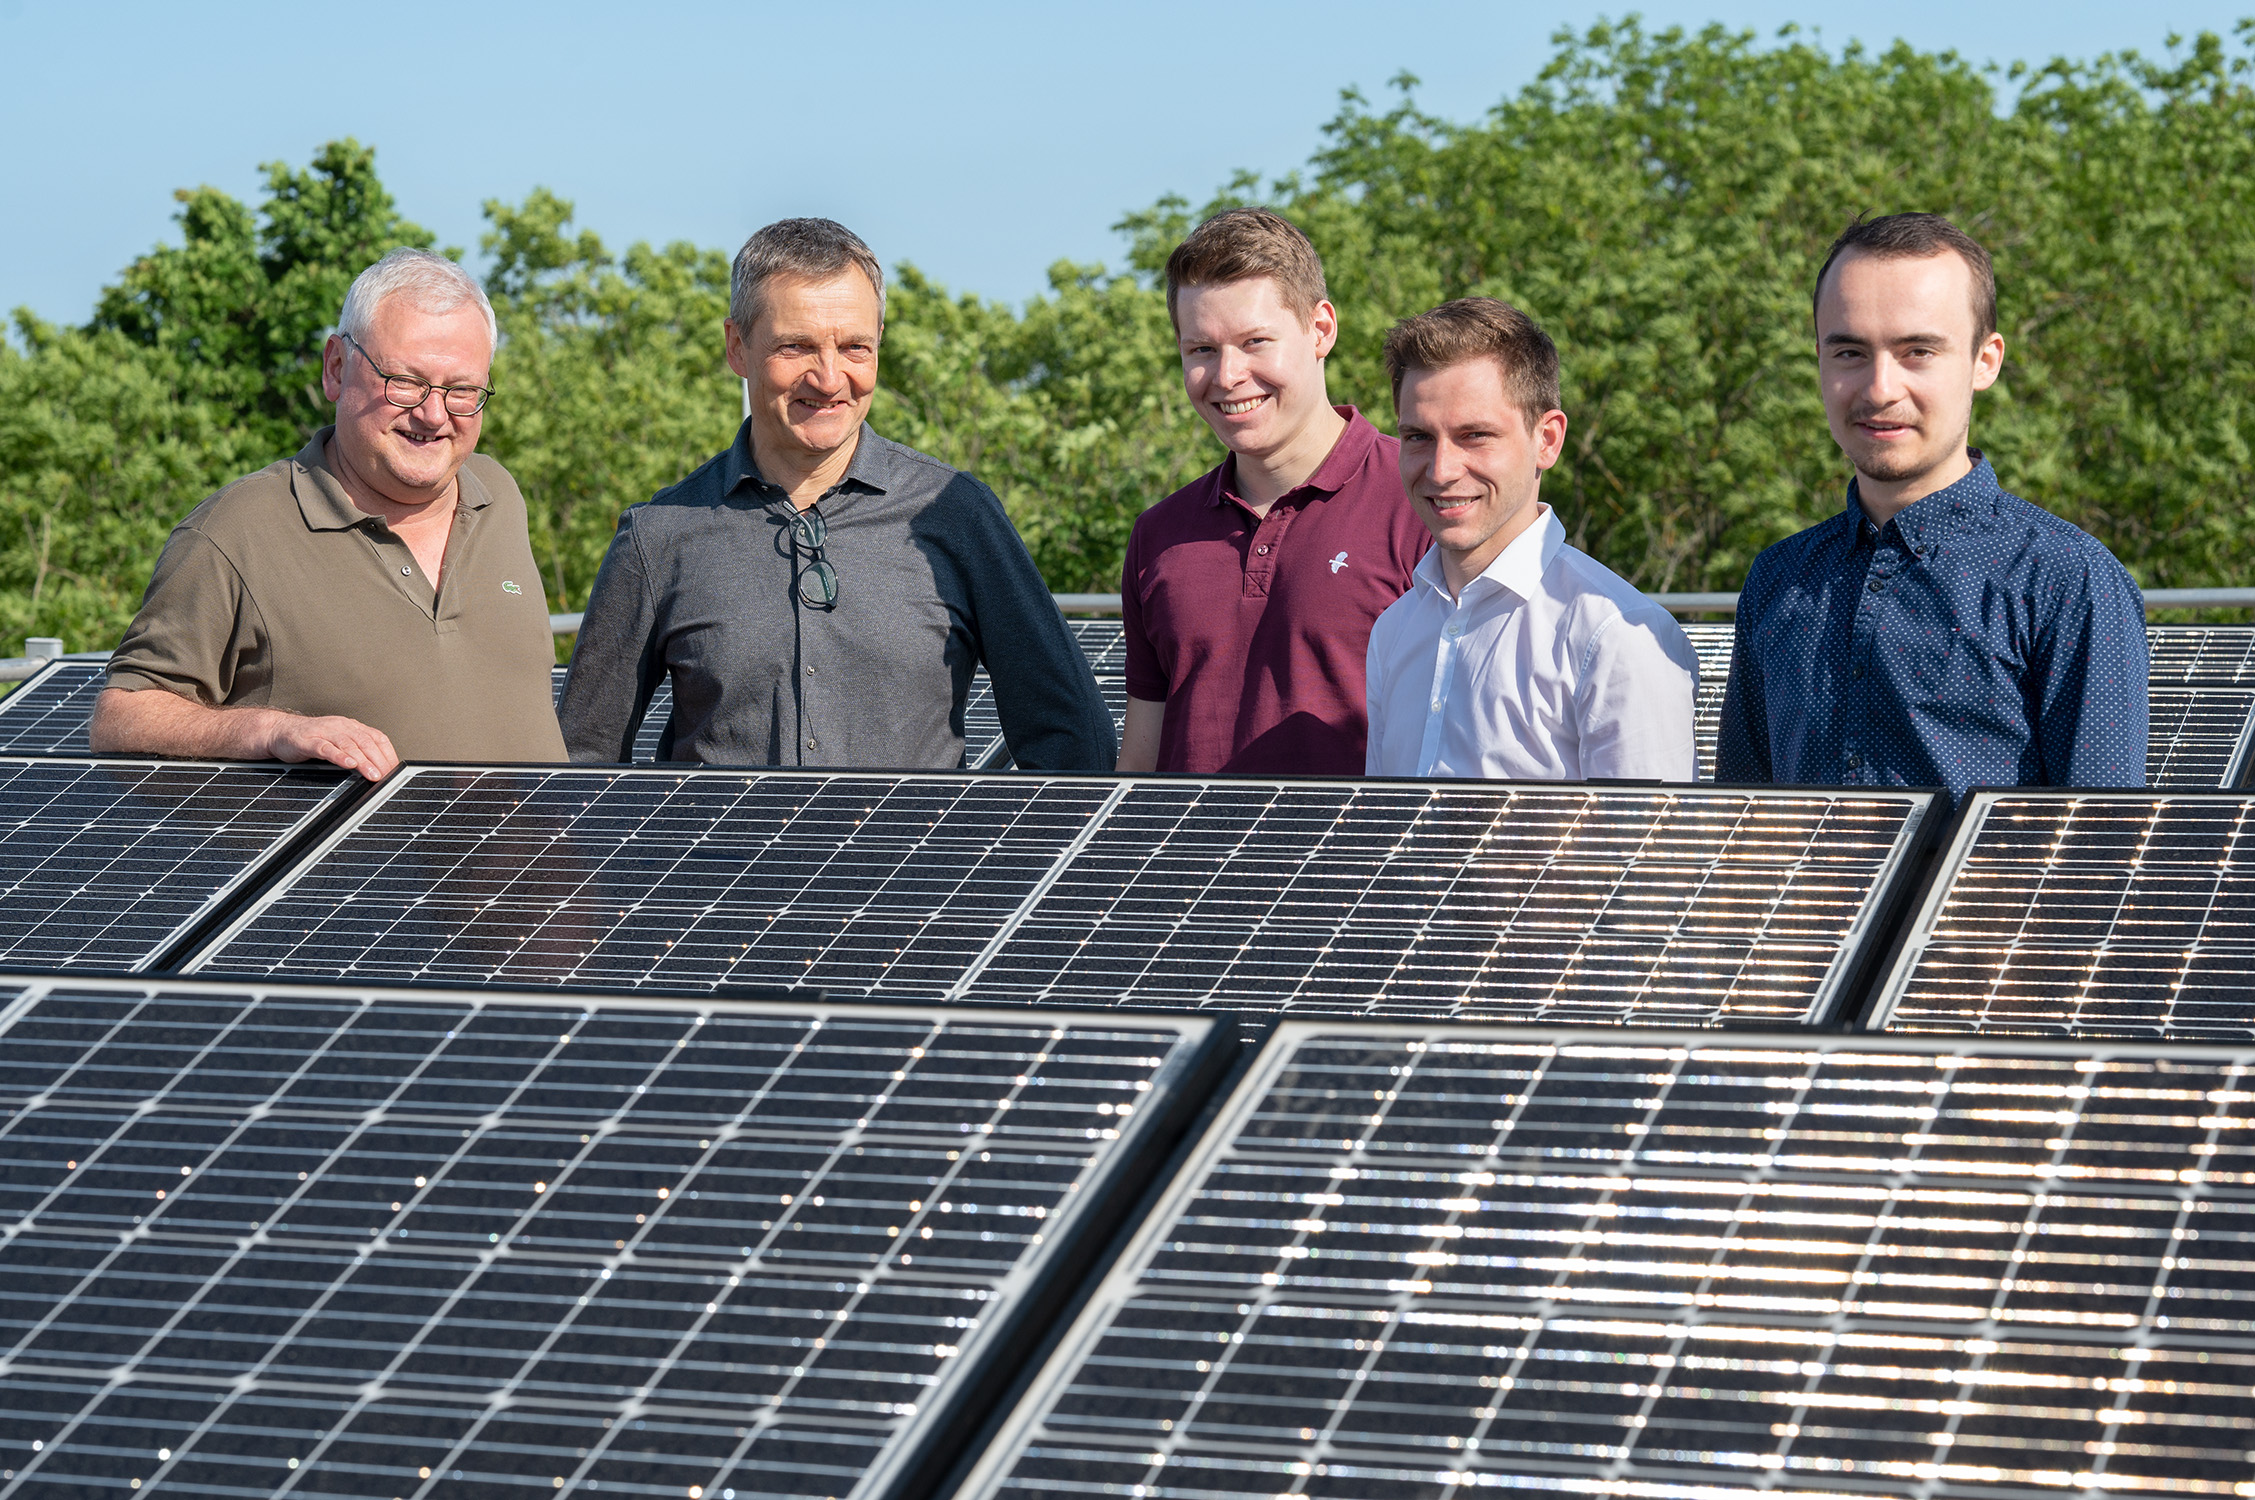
[767,499,840,609]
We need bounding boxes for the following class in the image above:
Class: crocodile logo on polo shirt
[1329,552,1350,574]
[501,580,523,595]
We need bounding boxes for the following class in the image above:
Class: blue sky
[3,1,2250,327]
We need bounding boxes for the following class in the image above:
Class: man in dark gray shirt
[559,219,1114,770]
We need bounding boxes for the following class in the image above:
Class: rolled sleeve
[558,512,664,763]
[107,527,263,705]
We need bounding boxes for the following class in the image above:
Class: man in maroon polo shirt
[1118,208,1429,774]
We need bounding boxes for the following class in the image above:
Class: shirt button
[806,738,818,750]
[1845,749,1861,768]
[1256,545,1271,556]
[1443,620,1465,638]
[1850,665,1863,679]
[1867,579,1882,593]
[805,665,815,676]
[401,566,413,576]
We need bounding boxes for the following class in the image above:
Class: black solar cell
[189,769,1123,995]
[1873,789,2255,1037]
[959,1023,2255,1500]
[0,976,1217,1500]
[190,770,1932,1025]
[0,758,349,972]
[0,661,106,756]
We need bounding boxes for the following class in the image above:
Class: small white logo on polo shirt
[1329,552,1350,574]
[501,580,523,595]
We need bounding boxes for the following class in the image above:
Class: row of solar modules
[4,973,2252,1500]
[10,619,2253,783]
[3,751,2253,1041]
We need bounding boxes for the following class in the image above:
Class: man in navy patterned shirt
[1716,213,2147,805]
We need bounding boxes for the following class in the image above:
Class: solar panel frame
[0,973,1228,1500]
[0,661,107,757]
[183,767,1936,1028]
[0,756,356,974]
[1865,787,2255,1037]
[953,1019,2255,1500]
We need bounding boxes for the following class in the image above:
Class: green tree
[474,189,739,614]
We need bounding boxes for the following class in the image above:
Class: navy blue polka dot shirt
[1716,454,2148,806]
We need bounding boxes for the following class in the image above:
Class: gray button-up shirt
[558,420,1115,770]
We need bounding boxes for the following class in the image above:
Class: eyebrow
[1823,331,1955,347]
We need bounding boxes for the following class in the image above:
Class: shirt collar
[1843,449,1999,549]
[290,425,491,532]
[722,417,893,503]
[1209,405,1377,509]
[1415,504,1564,603]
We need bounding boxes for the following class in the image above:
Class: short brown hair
[1383,297,1561,428]
[1164,208,1329,328]
[1813,212,1996,343]
[731,218,886,332]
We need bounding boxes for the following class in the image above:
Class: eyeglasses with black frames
[342,332,495,417]
[771,501,840,609]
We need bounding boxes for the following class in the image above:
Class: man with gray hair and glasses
[559,218,1113,769]
[93,247,566,777]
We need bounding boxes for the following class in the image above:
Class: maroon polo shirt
[1121,406,1430,774]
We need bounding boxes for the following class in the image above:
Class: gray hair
[729,218,886,332]
[338,247,498,352]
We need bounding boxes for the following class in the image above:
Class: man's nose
[1426,437,1467,486]
[1866,352,1908,404]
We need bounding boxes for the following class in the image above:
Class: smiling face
[319,297,492,507]
[1816,248,2004,518]
[1396,357,1569,595]
[726,269,883,468]
[1175,277,1338,463]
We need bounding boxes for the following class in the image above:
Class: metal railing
[16,587,2255,684]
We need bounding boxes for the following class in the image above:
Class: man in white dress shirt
[1365,298,1699,781]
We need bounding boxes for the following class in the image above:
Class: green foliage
[473,189,739,614]
[5,21,2255,649]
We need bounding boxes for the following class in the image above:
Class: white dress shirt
[1364,505,1699,780]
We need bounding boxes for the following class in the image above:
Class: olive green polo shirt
[108,427,567,763]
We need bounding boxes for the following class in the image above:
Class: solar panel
[963,674,1009,770]
[0,758,350,972]
[1069,618,1127,675]
[1682,622,1732,783]
[189,770,1934,1027]
[957,1022,2255,1500]
[0,975,1219,1500]
[2147,684,2255,788]
[2147,622,2255,685]
[0,661,106,756]
[187,769,1125,996]
[1870,788,2255,1038]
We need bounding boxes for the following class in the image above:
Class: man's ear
[1309,299,1340,360]
[1972,329,2005,392]
[319,335,346,403]
[1534,408,1570,470]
